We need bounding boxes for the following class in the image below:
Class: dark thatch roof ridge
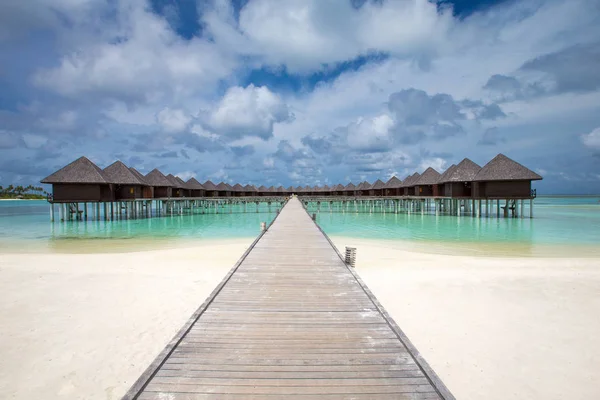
[401,173,419,187]
[385,176,402,188]
[203,180,217,190]
[145,169,173,187]
[175,176,187,186]
[344,182,356,190]
[258,185,267,191]
[474,154,543,181]
[166,174,184,188]
[415,167,441,186]
[371,179,386,190]
[244,184,257,191]
[103,161,147,185]
[233,183,244,191]
[443,158,481,183]
[216,182,230,190]
[41,156,109,184]
[437,164,457,184]
[129,167,149,185]
[186,177,205,190]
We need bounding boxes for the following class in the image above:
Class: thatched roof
[244,184,256,192]
[258,185,267,191]
[371,179,386,190]
[233,183,244,191]
[385,176,402,188]
[334,184,345,191]
[103,161,147,185]
[437,164,456,184]
[474,153,543,181]
[166,174,184,188]
[287,186,294,192]
[41,156,109,184]
[216,182,230,191]
[249,185,258,192]
[175,176,187,187]
[129,167,149,185]
[203,180,217,190]
[442,158,481,183]
[414,167,440,186]
[345,182,356,191]
[276,186,285,192]
[186,177,205,190]
[145,169,173,187]
[401,173,419,187]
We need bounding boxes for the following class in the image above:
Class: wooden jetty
[123,197,454,400]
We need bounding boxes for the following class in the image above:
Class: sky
[1,0,599,194]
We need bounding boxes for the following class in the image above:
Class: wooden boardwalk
[123,197,454,400]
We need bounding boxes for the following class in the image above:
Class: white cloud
[345,114,394,152]
[33,1,235,104]
[418,157,446,172]
[235,0,453,72]
[206,84,293,140]
[156,108,192,133]
[581,127,600,149]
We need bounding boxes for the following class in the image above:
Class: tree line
[0,185,49,199]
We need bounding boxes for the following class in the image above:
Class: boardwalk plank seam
[121,199,288,400]
[300,200,456,400]
[122,197,454,400]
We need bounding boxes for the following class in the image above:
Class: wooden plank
[123,197,453,400]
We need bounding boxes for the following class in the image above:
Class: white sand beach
[330,237,600,400]
[1,237,599,400]
[0,239,252,400]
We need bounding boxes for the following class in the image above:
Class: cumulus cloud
[234,0,453,72]
[581,127,600,149]
[32,1,235,104]
[204,85,293,140]
[156,108,193,133]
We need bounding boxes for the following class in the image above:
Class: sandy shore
[0,239,252,400]
[330,236,600,400]
[1,236,599,400]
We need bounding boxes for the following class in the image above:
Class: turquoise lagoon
[0,196,599,256]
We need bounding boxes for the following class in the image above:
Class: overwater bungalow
[175,176,191,197]
[435,164,456,197]
[186,178,205,197]
[257,185,268,196]
[216,182,232,197]
[129,167,154,198]
[41,156,113,202]
[358,181,371,196]
[441,159,481,198]
[166,174,186,197]
[384,176,402,196]
[277,186,286,196]
[145,169,173,198]
[287,186,294,195]
[232,183,244,197]
[203,180,218,197]
[473,154,542,198]
[103,160,148,200]
[322,185,331,196]
[333,184,345,196]
[402,173,420,196]
[369,179,386,196]
[344,182,357,196]
[243,184,255,196]
[414,167,441,196]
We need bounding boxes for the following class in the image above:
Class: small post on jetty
[345,246,357,268]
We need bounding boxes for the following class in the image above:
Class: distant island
[0,185,48,199]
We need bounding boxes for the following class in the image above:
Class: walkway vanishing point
[123,197,455,400]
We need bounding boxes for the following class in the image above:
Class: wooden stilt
[530,198,534,218]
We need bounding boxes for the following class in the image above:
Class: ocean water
[308,196,600,257]
[0,200,277,253]
[0,196,599,256]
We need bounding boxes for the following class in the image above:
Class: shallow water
[0,196,599,256]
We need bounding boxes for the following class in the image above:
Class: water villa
[42,153,542,221]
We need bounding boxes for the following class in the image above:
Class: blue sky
[1,0,599,194]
